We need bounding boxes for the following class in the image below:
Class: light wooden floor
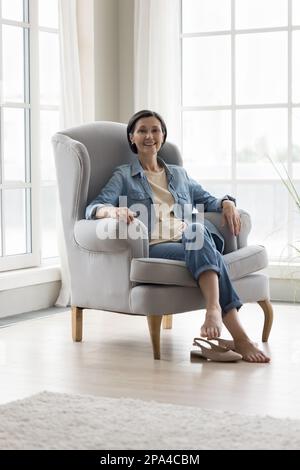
[0,302,300,419]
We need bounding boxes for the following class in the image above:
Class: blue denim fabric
[85,157,233,248]
[149,223,242,316]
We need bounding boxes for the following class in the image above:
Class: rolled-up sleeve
[85,168,124,219]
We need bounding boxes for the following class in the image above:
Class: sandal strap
[193,337,230,352]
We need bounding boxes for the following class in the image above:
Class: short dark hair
[127,110,167,154]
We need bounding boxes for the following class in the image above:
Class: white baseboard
[270,278,300,303]
[0,281,61,318]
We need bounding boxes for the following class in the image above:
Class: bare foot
[234,339,270,363]
[211,338,258,351]
[200,306,222,339]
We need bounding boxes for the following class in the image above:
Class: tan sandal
[191,337,242,362]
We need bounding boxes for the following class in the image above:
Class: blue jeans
[149,223,242,316]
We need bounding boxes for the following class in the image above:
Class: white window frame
[180,0,300,262]
[0,0,59,272]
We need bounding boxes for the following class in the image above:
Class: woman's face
[130,116,165,156]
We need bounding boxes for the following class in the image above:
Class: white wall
[77,0,95,122]
[94,0,119,121]
[0,282,60,318]
[83,0,135,123]
[77,0,135,123]
[118,0,135,123]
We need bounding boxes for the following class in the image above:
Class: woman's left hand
[221,201,241,236]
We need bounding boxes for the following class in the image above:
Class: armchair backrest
[53,121,249,256]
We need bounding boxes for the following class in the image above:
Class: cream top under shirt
[144,167,185,246]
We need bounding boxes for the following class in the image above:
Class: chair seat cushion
[130,245,268,287]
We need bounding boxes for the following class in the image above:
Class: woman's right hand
[96,206,136,224]
[114,207,137,224]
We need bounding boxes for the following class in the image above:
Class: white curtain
[134,0,181,147]
[55,0,83,307]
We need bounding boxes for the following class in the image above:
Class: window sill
[0,259,61,292]
[266,262,300,280]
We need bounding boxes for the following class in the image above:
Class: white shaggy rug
[0,391,299,450]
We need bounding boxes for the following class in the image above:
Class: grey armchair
[52,122,273,360]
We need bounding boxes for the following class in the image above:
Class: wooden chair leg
[147,315,163,360]
[257,300,273,342]
[162,314,173,330]
[72,306,83,342]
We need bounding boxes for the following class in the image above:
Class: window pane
[293,182,300,258]
[293,31,300,103]
[182,0,231,33]
[39,32,60,105]
[41,185,58,258]
[237,182,288,260]
[3,189,28,255]
[40,110,59,182]
[236,32,287,104]
[1,0,24,21]
[235,0,287,29]
[0,193,2,256]
[293,0,300,25]
[197,182,233,200]
[236,109,288,179]
[2,25,25,103]
[293,109,300,178]
[182,36,231,106]
[183,111,231,179]
[39,0,58,28]
[3,108,26,182]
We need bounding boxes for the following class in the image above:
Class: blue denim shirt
[86,157,232,252]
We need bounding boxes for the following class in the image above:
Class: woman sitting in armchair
[86,109,270,363]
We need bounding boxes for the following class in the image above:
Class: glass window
[0,195,2,257]
[3,189,28,256]
[293,0,300,25]
[182,0,231,33]
[236,32,287,105]
[293,182,300,260]
[293,109,300,179]
[38,4,60,262]
[3,108,26,182]
[197,182,233,200]
[182,36,231,106]
[39,31,60,105]
[1,0,24,22]
[181,0,299,263]
[293,31,300,103]
[40,110,59,182]
[237,182,289,260]
[41,186,58,258]
[182,110,231,179]
[236,108,288,179]
[1,0,61,270]
[39,0,58,28]
[2,25,25,103]
[235,0,287,30]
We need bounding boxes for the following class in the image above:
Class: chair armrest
[205,209,251,252]
[236,209,252,249]
[74,218,149,258]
